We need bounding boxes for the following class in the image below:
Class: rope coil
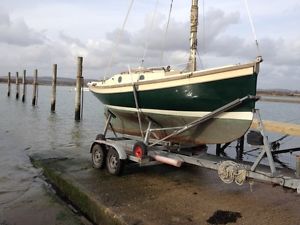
[218,161,247,185]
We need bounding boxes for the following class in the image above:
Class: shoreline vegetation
[1,76,300,99]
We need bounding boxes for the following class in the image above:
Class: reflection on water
[0,83,300,209]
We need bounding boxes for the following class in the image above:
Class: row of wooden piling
[6,57,84,121]
[8,69,42,107]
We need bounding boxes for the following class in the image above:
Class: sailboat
[89,0,262,144]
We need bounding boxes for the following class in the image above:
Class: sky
[0,0,300,90]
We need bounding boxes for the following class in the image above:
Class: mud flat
[30,150,300,225]
[260,95,300,104]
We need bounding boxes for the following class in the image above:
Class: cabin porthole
[139,75,145,80]
[118,76,122,83]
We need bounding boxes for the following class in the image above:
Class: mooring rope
[243,0,261,56]
[105,0,135,78]
[160,0,174,65]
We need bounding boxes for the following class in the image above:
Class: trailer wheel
[106,148,124,175]
[91,144,106,169]
[133,142,147,158]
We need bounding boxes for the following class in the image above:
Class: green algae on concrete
[31,156,126,225]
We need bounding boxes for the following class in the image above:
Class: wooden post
[32,69,38,106]
[296,155,300,178]
[16,72,19,99]
[22,70,26,102]
[51,64,57,112]
[75,57,83,121]
[7,72,11,97]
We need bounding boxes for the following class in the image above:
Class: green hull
[91,72,258,144]
[94,74,257,112]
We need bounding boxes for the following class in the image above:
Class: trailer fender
[91,140,127,160]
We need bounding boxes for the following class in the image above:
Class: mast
[187,0,198,72]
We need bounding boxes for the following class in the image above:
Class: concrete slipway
[30,148,300,225]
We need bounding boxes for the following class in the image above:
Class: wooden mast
[187,0,198,72]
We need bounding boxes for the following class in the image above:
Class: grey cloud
[0,10,46,46]
[59,31,85,48]
[99,8,243,69]
[202,9,240,40]
[106,29,132,45]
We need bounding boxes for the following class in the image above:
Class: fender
[91,140,128,160]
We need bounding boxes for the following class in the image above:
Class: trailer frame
[90,96,300,193]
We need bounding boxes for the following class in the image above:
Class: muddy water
[0,83,300,219]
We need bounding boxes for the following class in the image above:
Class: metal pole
[133,84,144,138]
[22,70,26,102]
[51,64,57,112]
[251,109,276,175]
[32,69,38,106]
[75,57,83,121]
[16,72,19,100]
[103,113,112,137]
[7,72,11,97]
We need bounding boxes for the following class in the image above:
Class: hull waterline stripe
[105,105,253,120]
[91,67,254,94]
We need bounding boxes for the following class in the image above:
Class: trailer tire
[133,142,147,158]
[106,148,124,175]
[91,144,106,169]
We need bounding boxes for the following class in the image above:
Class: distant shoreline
[259,95,300,104]
[0,76,93,87]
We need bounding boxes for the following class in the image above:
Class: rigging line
[141,0,160,67]
[201,0,206,55]
[196,0,206,70]
[160,0,173,66]
[105,0,135,78]
[196,49,204,69]
[243,0,261,56]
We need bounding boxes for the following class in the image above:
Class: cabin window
[118,76,122,83]
[139,75,145,80]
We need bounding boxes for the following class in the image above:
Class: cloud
[59,31,85,48]
[0,3,300,91]
[97,8,244,70]
[0,9,46,46]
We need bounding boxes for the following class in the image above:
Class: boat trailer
[90,95,300,193]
